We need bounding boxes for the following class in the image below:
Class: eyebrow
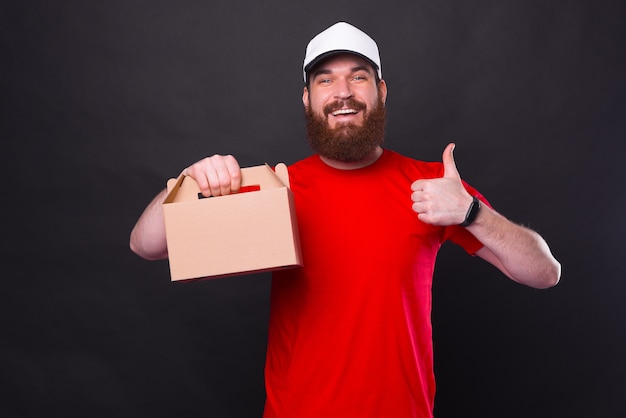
[311,65,373,80]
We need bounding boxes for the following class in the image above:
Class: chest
[290,172,444,262]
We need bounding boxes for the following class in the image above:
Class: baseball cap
[303,22,382,82]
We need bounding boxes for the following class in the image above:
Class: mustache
[323,98,367,116]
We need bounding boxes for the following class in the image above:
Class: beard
[305,97,386,163]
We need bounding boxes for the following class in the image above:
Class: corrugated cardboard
[162,163,302,281]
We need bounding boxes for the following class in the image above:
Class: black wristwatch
[459,196,481,227]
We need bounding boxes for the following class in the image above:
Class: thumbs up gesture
[411,143,474,226]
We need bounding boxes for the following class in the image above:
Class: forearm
[468,205,561,289]
[129,189,169,260]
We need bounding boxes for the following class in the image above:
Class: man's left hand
[411,143,474,226]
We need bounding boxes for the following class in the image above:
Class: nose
[334,77,352,100]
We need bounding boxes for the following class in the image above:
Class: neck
[319,146,383,170]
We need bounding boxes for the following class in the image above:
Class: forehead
[309,53,377,77]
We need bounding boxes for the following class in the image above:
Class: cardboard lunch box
[162,163,302,281]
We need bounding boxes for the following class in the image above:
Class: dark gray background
[2,0,624,416]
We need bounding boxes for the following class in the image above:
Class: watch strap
[460,195,480,227]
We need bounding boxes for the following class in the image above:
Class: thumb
[442,143,461,179]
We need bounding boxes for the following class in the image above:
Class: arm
[411,143,561,289]
[129,154,242,260]
[130,188,169,260]
[467,204,561,289]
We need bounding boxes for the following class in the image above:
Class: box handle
[197,185,261,199]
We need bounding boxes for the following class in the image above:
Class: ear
[302,86,310,109]
[378,79,388,105]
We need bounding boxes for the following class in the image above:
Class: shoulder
[285,150,445,181]
[288,154,319,169]
[287,154,323,176]
[382,149,444,179]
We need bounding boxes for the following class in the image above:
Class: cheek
[365,91,382,108]
[309,100,327,118]
[307,90,331,113]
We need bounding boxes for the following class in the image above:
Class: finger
[196,171,212,197]
[223,155,242,193]
[206,167,224,196]
[208,156,234,196]
[197,155,228,196]
[185,162,211,197]
[411,179,425,192]
[442,142,461,180]
[411,190,424,203]
[412,201,426,214]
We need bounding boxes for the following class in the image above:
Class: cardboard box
[162,163,302,281]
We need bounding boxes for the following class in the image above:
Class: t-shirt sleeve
[445,226,484,255]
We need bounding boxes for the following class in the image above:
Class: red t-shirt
[263,150,485,418]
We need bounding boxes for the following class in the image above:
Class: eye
[313,75,332,84]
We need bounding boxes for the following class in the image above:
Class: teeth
[332,109,358,116]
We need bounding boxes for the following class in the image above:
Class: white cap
[303,22,382,82]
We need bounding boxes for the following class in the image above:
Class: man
[130,22,560,418]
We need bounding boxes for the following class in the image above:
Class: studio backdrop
[1,1,625,417]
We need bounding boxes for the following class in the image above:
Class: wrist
[459,195,481,227]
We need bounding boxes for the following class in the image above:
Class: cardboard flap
[165,175,200,203]
[166,176,183,194]
[274,163,290,188]
[240,164,284,189]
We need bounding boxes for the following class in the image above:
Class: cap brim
[304,50,380,80]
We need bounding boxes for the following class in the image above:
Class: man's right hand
[182,154,242,197]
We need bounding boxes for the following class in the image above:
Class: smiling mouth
[331,109,359,116]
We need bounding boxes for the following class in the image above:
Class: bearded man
[130,22,560,418]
